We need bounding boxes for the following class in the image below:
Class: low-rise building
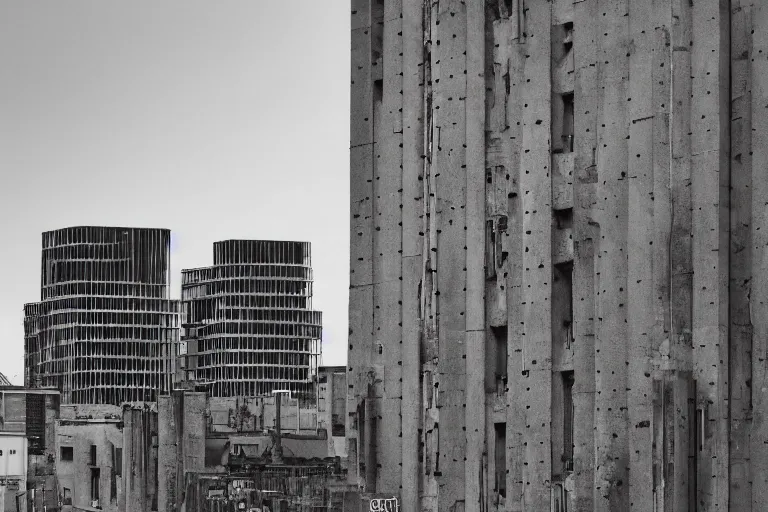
[157,391,348,512]
[55,404,124,512]
[53,403,159,512]
[0,385,60,512]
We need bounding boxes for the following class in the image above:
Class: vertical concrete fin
[627,0,655,509]
[572,0,599,509]
[349,0,376,489]
[504,2,528,508]
[669,0,695,509]
[730,1,755,510]
[433,1,469,507]
[372,0,404,493]
[690,0,731,508]
[465,1,486,510]
[749,2,768,510]
[401,1,424,510]
[593,0,630,509]
[518,0,552,509]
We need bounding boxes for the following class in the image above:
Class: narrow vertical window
[91,467,101,505]
[486,219,497,279]
[562,371,574,472]
[493,325,509,390]
[553,260,574,349]
[561,93,574,153]
[494,422,507,497]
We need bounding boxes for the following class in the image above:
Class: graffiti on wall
[369,496,399,512]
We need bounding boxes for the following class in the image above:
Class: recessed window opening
[494,422,507,497]
[561,93,574,153]
[492,325,508,382]
[562,371,575,472]
[563,22,574,54]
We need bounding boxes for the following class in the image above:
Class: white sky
[0,1,351,384]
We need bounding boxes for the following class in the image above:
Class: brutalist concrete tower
[180,240,322,401]
[348,1,768,511]
[24,226,180,405]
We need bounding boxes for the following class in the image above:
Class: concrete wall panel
[518,1,552,509]
[571,0,599,509]
[748,4,768,508]
[347,1,768,510]
[593,1,630,509]
[626,0,655,509]
[432,2,468,508]
[690,0,730,509]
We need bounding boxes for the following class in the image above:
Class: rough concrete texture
[318,366,348,457]
[59,403,122,420]
[55,419,123,512]
[120,405,158,512]
[349,0,768,510]
[157,391,213,512]
[157,396,175,512]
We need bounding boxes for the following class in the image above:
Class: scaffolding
[23,226,180,405]
[181,240,322,403]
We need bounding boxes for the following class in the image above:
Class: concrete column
[690,0,730,509]
[349,0,376,493]
[749,4,768,510]
[183,393,206,474]
[518,0,553,509]
[400,0,424,510]
[592,1,630,509]
[432,0,468,508]
[373,0,405,494]
[157,396,176,512]
[571,0,599,509]
[626,0,655,509]
[464,0,486,510]
[120,409,132,512]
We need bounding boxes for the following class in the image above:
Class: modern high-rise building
[180,240,322,401]
[347,1,768,511]
[24,226,180,405]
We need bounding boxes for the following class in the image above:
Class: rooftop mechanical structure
[24,226,180,405]
[181,240,322,402]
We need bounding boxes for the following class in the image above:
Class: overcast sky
[0,1,350,384]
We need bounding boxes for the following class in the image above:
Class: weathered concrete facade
[55,404,125,512]
[53,402,160,512]
[348,0,768,510]
[318,366,347,458]
[120,404,159,512]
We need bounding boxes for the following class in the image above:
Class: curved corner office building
[181,240,322,402]
[23,226,179,405]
